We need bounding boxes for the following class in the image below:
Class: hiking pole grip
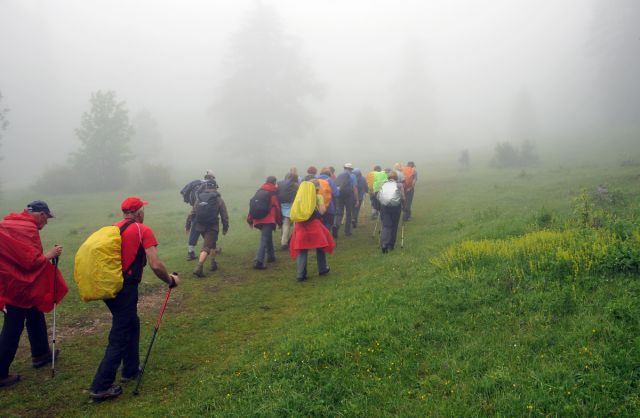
[133,286,173,396]
[51,256,59,378]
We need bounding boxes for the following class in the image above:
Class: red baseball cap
[121,196,149,212]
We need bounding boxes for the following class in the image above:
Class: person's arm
[44,244,63,260]
[145,246,180,287]
[219,198,230,235]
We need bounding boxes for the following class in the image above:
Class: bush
[32,164,84,194]
[490,140,539,168]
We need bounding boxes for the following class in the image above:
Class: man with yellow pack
[89,197,180,402]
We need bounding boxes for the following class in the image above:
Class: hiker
[402,161,417,222]
[191,180,230,277]
[90,197,180,401]
[317,167,339,229]
[333,163,359,238]
[289,180,335,281]
[378,171,406,253]
[367,165,382,219]
[247,176,282,269]
[277,168,299,250]
[352,168,368,228]
[329,166,337,181]
[304,166,318,181]
[393,162,405,183]
[0,201,68,388]
[183,169,216,260]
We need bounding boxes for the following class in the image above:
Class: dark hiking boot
[267,256,276,263]
[0,374,21,388]
[254,261,266,270]
[280,244,289,251]
[32,349,60,368]
[90,384,123,402]
[209,260,218,272]
[186,251,197,261]
[319,268,330,276]
[352,221,357,228]
[121,368,142,383]
[296,275,307,282]
[193,263,206,278]
[331,226,338,239]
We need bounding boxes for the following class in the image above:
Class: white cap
[344,163,353,169]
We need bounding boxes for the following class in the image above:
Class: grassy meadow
[1,157,640,417]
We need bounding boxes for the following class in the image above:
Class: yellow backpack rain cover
[74,226,124,302]
[290,181,317,223]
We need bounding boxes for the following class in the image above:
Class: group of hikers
[183,162,417,279]
[0,160,416,402]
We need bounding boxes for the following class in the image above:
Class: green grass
[1,160,640,416]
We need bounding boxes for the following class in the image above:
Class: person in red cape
[247,176,282,270]
[0,200,67,388]
[289,180,335,282]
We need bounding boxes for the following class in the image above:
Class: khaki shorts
[199,229,219,254]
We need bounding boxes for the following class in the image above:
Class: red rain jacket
[0,211,68,312]
[247,182,282,227]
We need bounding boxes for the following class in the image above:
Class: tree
[131,109,163,162]
[214,2,322,177]
[0,91,9,162]
[72,90,134,191]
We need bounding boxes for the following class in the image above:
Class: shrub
[129,162,174,191]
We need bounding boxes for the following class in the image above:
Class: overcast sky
[0,0,623,188]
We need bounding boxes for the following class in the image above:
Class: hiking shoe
[280,244,289,251]
[319,268,330,276]
[254,262,266,270]
[296,276,307,282]
[209,260,218,272]
[32,349,60,368]
[193,263,206,278]
[0,374,21,388]
[90,384,123,402]
[267,256,276,263]
[121,368,142,383]
[186,251,197,261]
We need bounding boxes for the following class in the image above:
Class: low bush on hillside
[432,228,640,281]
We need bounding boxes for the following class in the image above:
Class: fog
[0,0,638,190]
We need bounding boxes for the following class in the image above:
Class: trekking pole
[51,256,59,378]
[372,215,379,239]
[401,218,405,249]
[133,275,177,396]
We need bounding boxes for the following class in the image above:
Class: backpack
[249,189,274,219]
[402,166,415,190]
[180,179,203,205]
[277,179,297,204]
[335,172,353,196]
[378,181,402,207]
[74,220,140,302]
[317,178,333,207]
[194,190,220,226]
[290,181,317,223]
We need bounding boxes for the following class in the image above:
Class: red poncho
[0,211,68,312]
[289,218,336,258]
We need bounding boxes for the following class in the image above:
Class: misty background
[0,0,638,190]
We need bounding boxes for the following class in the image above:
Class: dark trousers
[0,305,50,378]
[370,193,380,218]
[91,283,140,391]
[255,224,275,264]
[334,193,354,236]
[188,224,200,247]
[296,249,328,279]
[403,188,415,221]
[381,205,402,250]
[352,197,364,227]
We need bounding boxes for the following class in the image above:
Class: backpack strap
[120,220,145,284]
